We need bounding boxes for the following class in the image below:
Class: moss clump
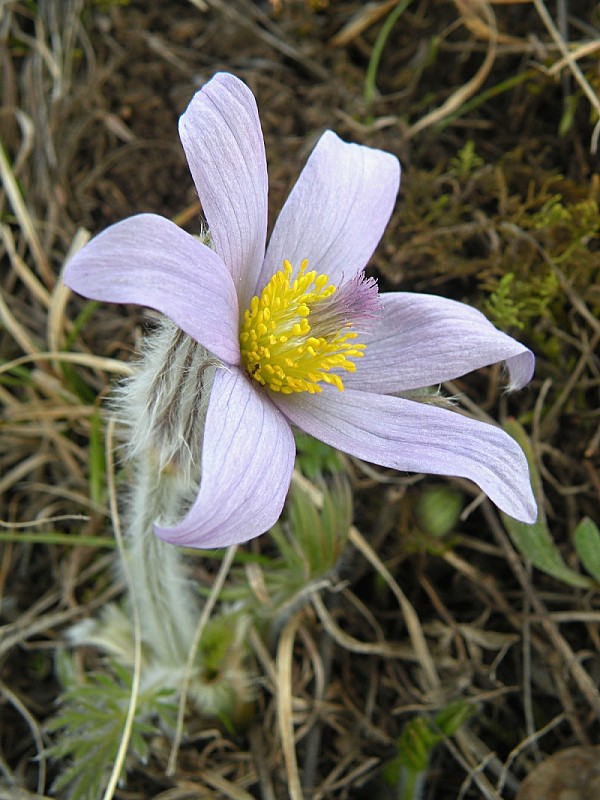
[391,144,599,363]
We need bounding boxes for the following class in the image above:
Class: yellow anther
[239,259,366,394]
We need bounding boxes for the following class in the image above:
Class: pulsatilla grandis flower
[64,73,537,548]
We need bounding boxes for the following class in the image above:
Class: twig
[101,417,143,800]
[276,610,305,800]
[532,0,600,152]
[483,503,600,720]
[405,0,498,139]
[167,544,238,775]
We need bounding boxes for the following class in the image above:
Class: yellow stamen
[239,259,365,394]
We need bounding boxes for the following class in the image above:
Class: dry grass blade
[292,470,440,691]
[205,0,328,80]
[532,0,600,151]
[311,591,414,659]
[0,134,52,286]
[276,611,305,800]
[47,229,91,354]
[0,678,46,795]
[496,712,567,794]
[100,418,143,800]
[0,283,40,357]
[196,770,255,800]
[406,0,498,138]
[483,505,600,719]
[167,544,238,776]
[0,223,50,308]
[330,0,402,47]
[0,351,133,377]
[0,453,51,495]
[548,40,600,74]
[348,526,441,695]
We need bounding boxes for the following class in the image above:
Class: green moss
[484,270,559,331]
[398,145,599,360]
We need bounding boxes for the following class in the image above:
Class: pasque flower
[64,73,536,548]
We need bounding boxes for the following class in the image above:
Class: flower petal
[63,214,241,365]
[179,73,268,310]
[346,292,535,393]
[275,388,537,523]
[260,130,400,290]
[155,368,296,548]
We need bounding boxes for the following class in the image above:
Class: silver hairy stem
[114,317,216,662]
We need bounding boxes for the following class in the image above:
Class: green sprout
[383,701,476,800]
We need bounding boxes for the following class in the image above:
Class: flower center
[239,259,379,394]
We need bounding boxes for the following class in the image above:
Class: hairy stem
[116,318,215,664]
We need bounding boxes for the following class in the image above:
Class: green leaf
[382,701,476,790]
[47,658,178,800]
[89,410,106,508]
[364,0,413,113]
[574,517,600,584]
[506,520,593,589]
[416,487,463,537]
[294,431,342,479]
[434,700,475,736]
[502,420,593,589]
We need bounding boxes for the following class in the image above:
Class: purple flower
[64,72,537,548]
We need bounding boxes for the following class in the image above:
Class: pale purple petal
[274,388,537,523]
[260,131,400,291]
[64,214,241,365]
[179,73,268,310]
[155,368,296,548]
[346,293,535,393]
